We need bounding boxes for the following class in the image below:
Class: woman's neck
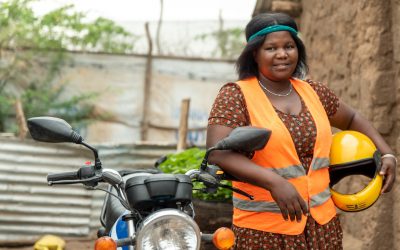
[258,74,292,92]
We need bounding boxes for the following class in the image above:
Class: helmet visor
[329,151,381,186]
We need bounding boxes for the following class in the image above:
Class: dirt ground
[0,232,363,250]
[0,237,94,250]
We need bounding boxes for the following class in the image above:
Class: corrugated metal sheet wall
[0,136,177,241]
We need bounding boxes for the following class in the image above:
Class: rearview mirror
[27,116,83,143]
[214,126,271,152]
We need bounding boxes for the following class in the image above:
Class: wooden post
[15,99,28,139]
[141,22,153,141]
[177,98,190,151]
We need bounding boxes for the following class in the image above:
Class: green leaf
[159,148,232,201]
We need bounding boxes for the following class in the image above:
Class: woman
[206,12,396,249]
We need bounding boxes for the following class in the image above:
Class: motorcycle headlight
[136,209,201,250]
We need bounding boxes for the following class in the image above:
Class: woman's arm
[329,101,396,193]
[207,124,308,222]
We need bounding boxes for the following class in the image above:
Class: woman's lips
[273,63,290,70]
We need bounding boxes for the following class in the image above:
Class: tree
[156,0,164,55]
[0,0,138,133]
[195,11,245,59]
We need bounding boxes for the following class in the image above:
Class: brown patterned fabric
[232,216,343,250]
[208,79,342,249]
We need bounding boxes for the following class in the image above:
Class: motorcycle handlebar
[116,236,135,247]
[47,171,78,182]
[201,233,213,242]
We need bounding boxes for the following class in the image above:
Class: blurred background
[0,0,399,249]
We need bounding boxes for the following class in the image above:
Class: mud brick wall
[300,1,400,249]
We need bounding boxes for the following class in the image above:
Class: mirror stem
[201,147,216,170]
[81,141,102,170]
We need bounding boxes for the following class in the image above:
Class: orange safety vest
[234,77,336,235]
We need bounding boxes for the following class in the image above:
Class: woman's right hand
[269,177,308,222]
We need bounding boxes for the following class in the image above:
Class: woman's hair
[235,12,308,80]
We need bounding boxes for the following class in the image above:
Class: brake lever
[219,184,254,200]
[48,179,82,186]
[196,171,254,200]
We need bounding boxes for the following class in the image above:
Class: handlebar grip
[47,171,79,182]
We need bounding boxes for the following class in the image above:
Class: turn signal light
[95,236,117,250]
[212,227,235,250]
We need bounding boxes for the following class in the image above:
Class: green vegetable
[159,148,232,201]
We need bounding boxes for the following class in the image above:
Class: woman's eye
[266,47,275,51]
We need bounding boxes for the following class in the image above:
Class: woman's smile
[272,63,292,70]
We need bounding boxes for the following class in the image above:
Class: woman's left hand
[380,157,397,193]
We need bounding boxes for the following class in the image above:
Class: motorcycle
[27,116,271,250]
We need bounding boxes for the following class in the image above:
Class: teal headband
[247,25,298,42]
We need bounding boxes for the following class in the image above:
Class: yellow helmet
[329,130,382,212]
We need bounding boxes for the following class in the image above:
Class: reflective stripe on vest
[311,157,330,171]
[310,187,331,207]
[270,164,305,179]
[269,157,329,179]
[233,187,331,212]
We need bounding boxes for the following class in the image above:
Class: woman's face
[254,31,299,82]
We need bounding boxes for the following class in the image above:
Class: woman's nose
[276,48,288,58]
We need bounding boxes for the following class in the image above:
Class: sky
[31,0,257,22]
